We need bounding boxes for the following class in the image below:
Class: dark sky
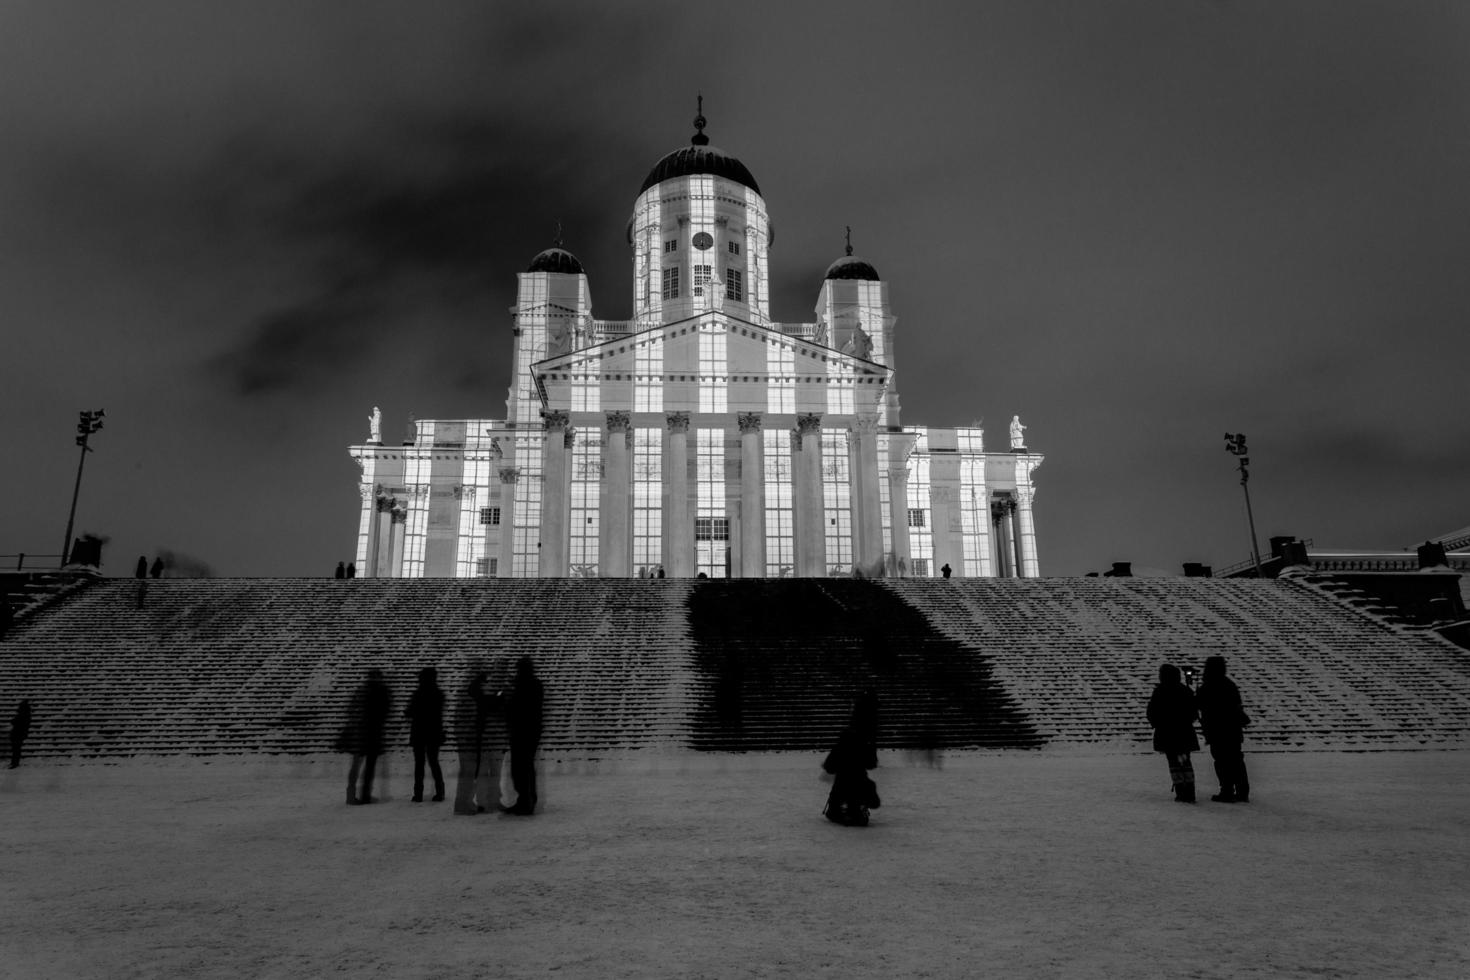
[3,1,1467,577]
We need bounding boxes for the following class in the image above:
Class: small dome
[640,145,760,196]
[824,255,880,281]
[527,247,584,275]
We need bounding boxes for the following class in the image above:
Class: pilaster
[663,411,693,578]
[498,466,520,577]
[794,413,825,577]
[601,411,633,578]
[850,418,883,574]
[737,412,766,578]
[539,411,571,577]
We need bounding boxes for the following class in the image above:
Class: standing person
[9,699,32,768]
[334,561,345,579]
[149,556,164,579]
[941,563,952,579]
[501,656,543,815]
[822,725,881,826]
[135,556,148,579]
[1147,664,1199,803]
[405,667,446,803]
[454,670,498,814]
[1197,656,1250,803]
[341,669,391,805]
[346,562,356,579]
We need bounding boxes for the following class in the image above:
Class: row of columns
[536,409,888,579]
[989,489,1039,578]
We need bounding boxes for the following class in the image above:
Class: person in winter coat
[9,699,32,768]
[500,657,543,815]
[822,725,881,826]
[1147,663,1200,803]
[342,669,391,805]
[405,667,446,803]
[1197,655,1250,803]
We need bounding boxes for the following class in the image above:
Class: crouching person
[822,726,881,826]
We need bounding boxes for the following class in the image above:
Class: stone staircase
[2,576,1468,760]
[886,577,1470,748]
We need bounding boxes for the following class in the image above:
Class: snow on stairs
[886,578,1470,749]
[0,579,696,760]
[685,579,1043,751]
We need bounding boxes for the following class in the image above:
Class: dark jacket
[405,684,445,749]
[10,702,32,742]
[1197,676,1246,745]
[506,675,544,746]
[338,676,391,755]
[1147,682,1199,754]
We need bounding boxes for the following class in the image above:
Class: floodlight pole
[61,410,104,567]
[1224,432,1264,579]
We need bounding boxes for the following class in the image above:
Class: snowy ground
[2,750,1467,980]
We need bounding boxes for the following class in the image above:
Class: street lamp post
[61,409,105,567]
[1224,432,1263,578]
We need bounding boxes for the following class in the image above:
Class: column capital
[851,415,881,434]
[737,411,763,434]
[498,466,520,485]
[606,410,631,434]
[665,411,690,434]
[390,506,408,524]
[541,409,570,431]
[796,412,823,435]
[375,495,396,513]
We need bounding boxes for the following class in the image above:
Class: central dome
[640,144,760,196]
[639,99,760,196]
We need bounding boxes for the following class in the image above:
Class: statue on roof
[368,406,381,443]
[1009,415,1027,450]
[842,324,873,360]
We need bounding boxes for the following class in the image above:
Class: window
[907,508,926,528]
[725,268,743,302]
[475,557,498,577]
[692,264,711,297]
[728,241,740,255]
[695,517,730,541]
[479,506,501,526]
[911,558,930,578]
[661,267,680,299]
[664,240,677,253]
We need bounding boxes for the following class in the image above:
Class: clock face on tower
[692,232,714,250]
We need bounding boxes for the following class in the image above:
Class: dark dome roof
[824,255,880,281]
[527,247,584,275]
[640,145,761,196]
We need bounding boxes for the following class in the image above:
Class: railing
[0,553,65,572]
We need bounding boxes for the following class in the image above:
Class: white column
[664,412,693,577]
[388,505,408,577]
[1015,483,1040,578]
[538,411,571,577]
[794,413,825,577]
[850,419,883,575]
[497,467,519,577]
[601,411,632,578]
[738,412,766,578]
[370,496,393,577]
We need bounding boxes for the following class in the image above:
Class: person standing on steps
[149,556,164,579]
[941,563,952,579]
[499,656,543,815]
[1197,656,1251,803]
[1147,664,1199,803]
[135,556,148,579]
[9,699,32,768]
[405,667,446,803]
[345,562,356,579]
[341,668,391,805]
[334,561,345,579]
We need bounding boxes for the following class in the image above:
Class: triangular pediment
[532,311,888,382]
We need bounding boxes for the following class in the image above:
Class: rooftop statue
[843,324,873,360]
[1010,415,1027,450]
[369,406,381,443]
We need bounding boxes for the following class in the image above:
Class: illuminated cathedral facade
[349,108,1043,579]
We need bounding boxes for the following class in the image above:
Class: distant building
[349,107,1042,579]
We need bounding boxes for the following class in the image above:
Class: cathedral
[349,106,1043,580]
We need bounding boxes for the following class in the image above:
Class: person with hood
[341,668,391,805]
[9,699,32,768]
[1146,663,1199,803]
[822,725,881,826]
[1197,655,1250,803]
[405,667,446,803]
[499,657,543,815]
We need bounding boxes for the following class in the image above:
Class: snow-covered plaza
[3,749,1467,979]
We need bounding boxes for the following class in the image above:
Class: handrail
[0,553,66,572]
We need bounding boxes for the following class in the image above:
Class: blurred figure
[500,656,543,815]
[822,725,880,826]
[346,562,356,579]
[1147,664,1199,803]
[941,563,952,579]
[454,670,498,814]
[1197,656,1251,803]
[850,686,879,771]
[405,667,446,803]
[9,699,32,768]
[135,556,148,579]
[334,562,345,579]
[149,556,164,579]
[340,668,391,805]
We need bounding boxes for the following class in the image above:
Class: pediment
[532,312,888,383]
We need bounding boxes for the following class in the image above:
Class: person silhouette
[500,657,544,815]
[1147,664,1199,803]
[334,561,346,579]
[341,669,391,805]
[9,699,32,769]
[149,557,164,579]
[1197,656,1251,803]
[405,667,446,803]
[135,556,148,579]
